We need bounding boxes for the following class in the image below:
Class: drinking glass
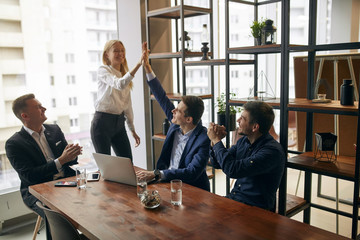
[76,168,87,189]
[171,179,182,205]
[137,177,147,198]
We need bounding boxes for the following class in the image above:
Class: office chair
[31,215,42,240]
[35,201,85,240]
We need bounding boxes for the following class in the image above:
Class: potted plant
[250,19,266,46]
[216,93,241,131]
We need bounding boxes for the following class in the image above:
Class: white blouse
[94,65,135,131]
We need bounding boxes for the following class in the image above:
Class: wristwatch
[153,169,161,181]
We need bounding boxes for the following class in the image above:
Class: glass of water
[171,179,182,206]
[76,167,87,189]
[137,177,147,198]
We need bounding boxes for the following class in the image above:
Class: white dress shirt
[23,125,64,179]
[95,65,135,131]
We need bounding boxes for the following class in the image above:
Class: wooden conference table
[29,173,349,240]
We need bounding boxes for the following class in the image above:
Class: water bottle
[340,79,354,106]
[162,118,170,135]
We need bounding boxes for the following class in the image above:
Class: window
[0,0,117,194]
[50,76,55,85]
[230,33,239,42]
[67,75,76,84]
[92,92,97,104]
[231,15,239,23]
[186,70,193,79]
[89,51,101,63]
[68,97,77,106]
[52,98,56,108]
[70,118,79,127]
[48,53,53,63]
[231,70,239,78]
[90,71,97,82]
[65,53,75,63]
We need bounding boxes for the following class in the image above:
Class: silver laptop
[92,153,137,186]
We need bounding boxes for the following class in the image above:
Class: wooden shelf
[152,133,166,141]
[228,44,304,54]
[289,43,360,52]
[147,5,211,19]
[184,59,254,66]
[151,93,212,101]
[150,51,212,59]
[285,194,308,217]
[276,194,308,217]
[287,152,356,181]
[288,98,359,116]
[228,97,359,115]
[229,97,297,109]
[229,0,281,4]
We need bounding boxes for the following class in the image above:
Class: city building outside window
[0,0,117,193]
[50,76,55,86]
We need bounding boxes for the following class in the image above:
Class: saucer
[312,98,332,103]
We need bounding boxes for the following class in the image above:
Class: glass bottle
[201,24,209,60]
[201,24,209,44]
[340,79,354,106]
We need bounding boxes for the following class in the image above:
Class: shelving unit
[144,0,359,237]
[224,0,360,239]
[144,0,216,192]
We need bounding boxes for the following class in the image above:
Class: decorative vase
[340,79,354,106]
[255,37,261,46]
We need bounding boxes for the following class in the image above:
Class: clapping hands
[207,123,227,146]
[58,143,83,165]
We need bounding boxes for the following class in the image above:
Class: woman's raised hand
[141,42,152,73]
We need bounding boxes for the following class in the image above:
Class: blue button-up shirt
[168,128,195,169]
[211,133,285,211]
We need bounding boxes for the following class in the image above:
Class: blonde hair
[102,40,133,89]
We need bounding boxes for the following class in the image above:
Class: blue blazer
[5,124,78,210]
[148,77,210,191]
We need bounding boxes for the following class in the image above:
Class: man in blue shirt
[136,44,210,191]
[207,101,285,211]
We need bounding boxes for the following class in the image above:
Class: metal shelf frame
[224,0,360,238]
[145,0,216,192]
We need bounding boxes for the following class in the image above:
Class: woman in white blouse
[91,40,144,160]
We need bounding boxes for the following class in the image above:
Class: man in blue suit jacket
[136,49,210,191]
[5,94,82,219]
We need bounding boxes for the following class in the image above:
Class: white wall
[117,0,147,169]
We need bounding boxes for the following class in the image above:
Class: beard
[237,128,245,136]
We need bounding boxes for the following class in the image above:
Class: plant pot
[315,132,337,151]
[217,113,236,131]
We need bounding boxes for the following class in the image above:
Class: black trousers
[90,111,132,160]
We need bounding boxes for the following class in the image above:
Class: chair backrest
[36,201,82,240]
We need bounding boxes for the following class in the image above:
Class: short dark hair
[12,93,35,122]
[243,101,274,134]
[181,95,204,125]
